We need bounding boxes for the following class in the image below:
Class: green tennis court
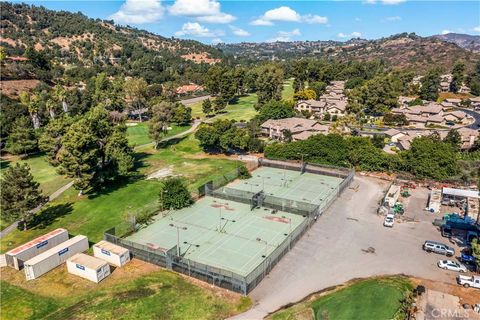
[227,166,343,206]
[127,196,305,277]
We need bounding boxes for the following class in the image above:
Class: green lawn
[282,78,294,101]
[1,134,242,253]
[126,122,191,147]
[190,94,258,122]
[270,277,413,320]
[0,269,251,320]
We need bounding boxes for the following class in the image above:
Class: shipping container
[67,253,111,283]
[93,240,130,267]
[24,235,89,280]
[5,228,69,270]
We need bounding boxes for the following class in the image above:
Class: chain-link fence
[105,159,355,295]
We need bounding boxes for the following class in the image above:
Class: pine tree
[420,69,441,101]
[0,163,47,230]
[6,117,37,156]
[450,61,465,93]
[202,99,213,117]
[149,102,174,148]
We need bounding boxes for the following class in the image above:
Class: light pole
[282,215,292,249]
[220,217,236,233]
[298,152,309,164]
[257,175,271,191]
[256,237,269,278]
[169,223,187,256]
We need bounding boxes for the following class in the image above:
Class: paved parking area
[231,176,464,320]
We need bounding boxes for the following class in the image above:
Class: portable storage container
[67,253,111,283]
[23,235,88,280]
[93,240,130,267]
[5,228,69,270]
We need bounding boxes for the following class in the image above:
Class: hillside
[0,2,222,81]
[431,33,480,53]
[217,33,479,73]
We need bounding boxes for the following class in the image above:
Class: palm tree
[282,129,293,142]
[53,85,68,113]
[45,98,57,119]
[19,92,40,129]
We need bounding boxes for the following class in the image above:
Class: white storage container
[93,240,130,267]
[24,235,89,280]
[67,253,111,283]
[5,228,69,270]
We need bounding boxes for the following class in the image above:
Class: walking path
[180,95,211,105]
[133,120,201,150]
[0,181,74,238]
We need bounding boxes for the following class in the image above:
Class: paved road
[459,107,480,129]
[180,95,211,105]
[230,176,460,320]
[0,181,74,238]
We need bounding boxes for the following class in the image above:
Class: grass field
[190,94,258,122]
[126,122,191,147]
[269,277,413,320]
[282,78,294,101]
[1,261,251,320]
[0,135,242,253]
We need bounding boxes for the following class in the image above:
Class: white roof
[442,187,479,199]
[94,240,129,255]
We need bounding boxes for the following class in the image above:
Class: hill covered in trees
[0,2,223,83]
[218,33,479,74]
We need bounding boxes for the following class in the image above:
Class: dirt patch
[146,165,174,180]
[0,80,41,98]
[181,53,221,64]
[411,277,480,306]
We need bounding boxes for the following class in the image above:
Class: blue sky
[19,1,480,43]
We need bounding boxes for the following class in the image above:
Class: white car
[438,260,467,273]
[383,214,395,227]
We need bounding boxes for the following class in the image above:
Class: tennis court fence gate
[104,159,354,295]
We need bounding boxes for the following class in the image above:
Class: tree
[468,60,480,96]
[254,64,284,106]
[282,129,293,142]
[323,113,331,121]
[0,163,47,230]
[257,100,295,122]
[471,238,480,272]
[383,113,408,126]
[6,117,37,156]
[19,92,40,129]
[195,124,220,150]
[420,68,441,101]
[39,116,73,166]
[53,85,69,113]
[45,97,57,119]
[172,104,192,125]
[450,61,465,93]
[202,99,213,117]
[213,97,227,114]
[443,129,461,150]
[293,89,316,101]
[58,106,134,194]
[124,77,148,121]
[149,102,174,148]
[404,136,459,180]
[159,177,193,210]
[0,47,6,62]
[309,81,327,99]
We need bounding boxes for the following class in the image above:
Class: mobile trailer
[5,228,69,270]
[23,235,89,280]
[67,253,111,283]
[93,240,130,267]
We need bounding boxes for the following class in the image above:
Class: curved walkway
[133,120,201,150]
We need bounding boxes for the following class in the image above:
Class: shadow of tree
[156,136,187,149]
[0,159,11,170]
[30,202,74,229]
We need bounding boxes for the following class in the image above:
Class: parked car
[383,214,395,227]
[423,240,455,256]
[437,260,467,273]
[457,275,480,289]
[460,253,476,265]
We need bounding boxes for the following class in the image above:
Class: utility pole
[169,223,187,256]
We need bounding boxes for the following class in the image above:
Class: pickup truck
[457,275,480,288]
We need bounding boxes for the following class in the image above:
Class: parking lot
[231,176,470,320]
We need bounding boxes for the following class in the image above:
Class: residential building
[384,129,405,143]
[457,128,479,150]
[261,117,329,141]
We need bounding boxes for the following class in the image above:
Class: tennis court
[227,166,343,206]
[127,196,305,277]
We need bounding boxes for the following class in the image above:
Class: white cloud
[251,6,327,26]
[169,0,235,24]
[230,26,251,37]
[474,26,480,33]
[385,16,401,21]
[174,22,223,37]
[109,0,164,24]
[268,28,301,42]
[197,13,235,24]
[338,31,362,38]
[441,30,452,35]
[303,14,328,24]
[355,17,362,22]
